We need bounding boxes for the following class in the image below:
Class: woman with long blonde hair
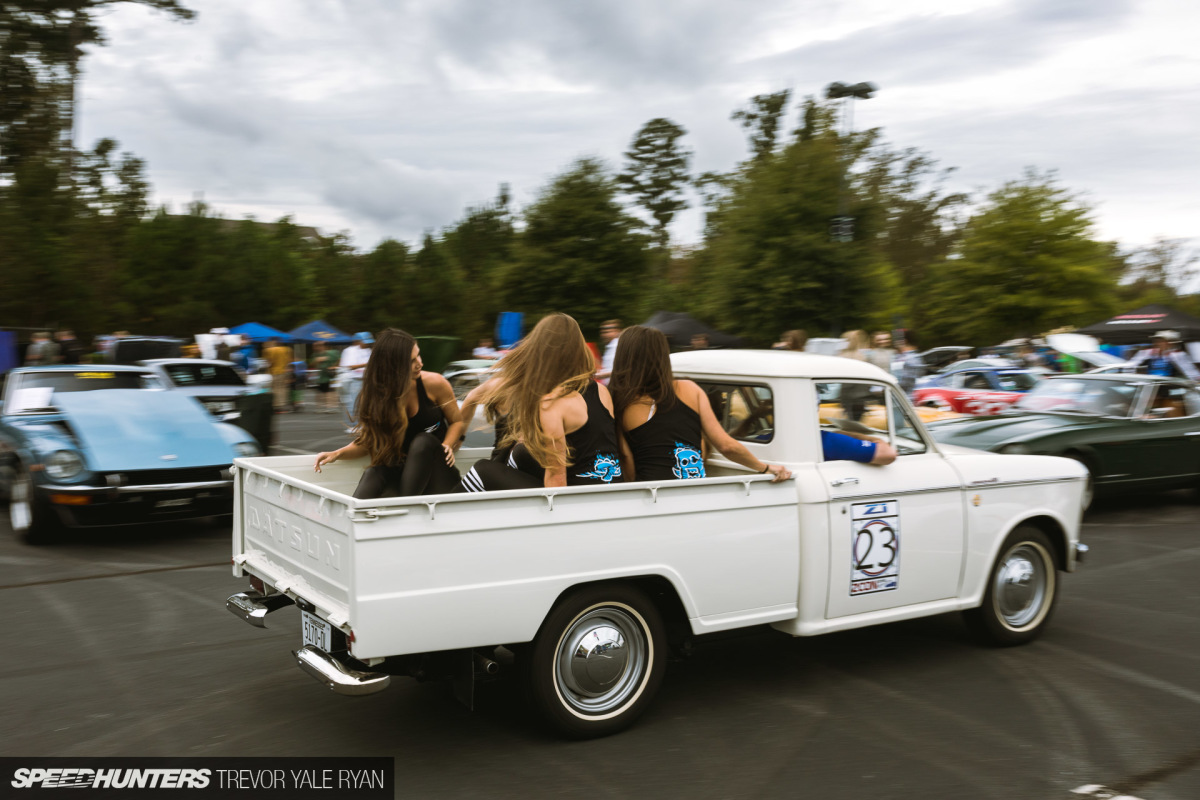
[314,328,463,497]
[460,313,622,491]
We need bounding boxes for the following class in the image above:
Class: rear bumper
[293,645,391,696]
[38,479,233,527]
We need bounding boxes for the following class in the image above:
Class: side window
[695,382,774,443]
[889,392,929,455]
[1143,384,1195,419]
[815,383,928,458]
[815,382,888,439]
[962,373,990,390]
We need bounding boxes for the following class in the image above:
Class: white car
[226,351,1088,737]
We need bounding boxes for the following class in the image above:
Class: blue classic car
[0,366,261,543]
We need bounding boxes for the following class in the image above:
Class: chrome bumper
[293,645,391,696]
[226,591,295,628]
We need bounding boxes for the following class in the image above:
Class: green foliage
[732,90,791,162]
[921,171,1120,344]
[697,100,893,343]
[504,157,651,334]
[617,117,691,251]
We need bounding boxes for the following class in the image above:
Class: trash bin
[414,336,461,374]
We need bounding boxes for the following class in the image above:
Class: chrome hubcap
[11,473,31,532]
[995,544,1049,629]
[555,605,648,715]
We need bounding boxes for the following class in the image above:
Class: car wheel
[964,525,1058,646]
[1064,454,1094,511]
[525,584,666,739]
[9,463,59,545]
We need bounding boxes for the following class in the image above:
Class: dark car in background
[139,359,274,451]
[926,374,1200,508]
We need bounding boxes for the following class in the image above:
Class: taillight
[249,575,264,594]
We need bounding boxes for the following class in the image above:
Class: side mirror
[1146,407,1171,419]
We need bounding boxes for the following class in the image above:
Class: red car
[913,367,1040,415]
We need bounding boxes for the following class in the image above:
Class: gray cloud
[750,0,1134,88]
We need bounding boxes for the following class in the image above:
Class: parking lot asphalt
[1,409,1197,799]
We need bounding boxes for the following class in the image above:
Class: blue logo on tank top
[672,442,706,479]
[577,453,622,483]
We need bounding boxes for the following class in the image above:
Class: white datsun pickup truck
[227,351,1089,738]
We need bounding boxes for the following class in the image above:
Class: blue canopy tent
[230,322,293,343]
[287,320,355,345]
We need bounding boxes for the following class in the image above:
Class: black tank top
[402,376,447,450]
[624,398,706,481]
[566,381,622,485]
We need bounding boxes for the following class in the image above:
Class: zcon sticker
[850,500,899,595]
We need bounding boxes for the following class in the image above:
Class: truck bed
[233,452,801,660]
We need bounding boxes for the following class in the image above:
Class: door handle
[830,477,860,487]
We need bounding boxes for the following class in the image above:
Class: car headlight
[998,443,1031,455]
[45,450,85,480]
[234,441,261,458]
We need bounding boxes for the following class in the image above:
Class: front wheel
[525,584,666,738]
[964,526,1058,646]
[10,464,59,545]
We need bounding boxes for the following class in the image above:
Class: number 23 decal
[850,500,901,594]
[854,520,897,575]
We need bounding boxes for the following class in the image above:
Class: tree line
[2,2,1196,353]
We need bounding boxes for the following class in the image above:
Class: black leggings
[460,444,543,492]
[353,433,461,499]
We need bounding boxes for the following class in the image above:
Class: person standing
[231,335,255,373]
[310,342,340,413]
[595,319,622,383]
[773,330,807,351]
[263,337,292,413]
[472,337,500,360]
[338,332,374,432]
[897,333,925,398]
[24,332,60,365]
[1125,331,1200,381]
[55,330,83,364]
[865,330,896,375]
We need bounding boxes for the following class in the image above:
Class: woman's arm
[314,440,367,472]
[540,398,569,487]
[684,381,791,482]
[618,431,636,482]
[456,376,501,451]
[424,372,463,466]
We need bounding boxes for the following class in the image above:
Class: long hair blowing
[608,325,676,429]
[354,328,416,466]
[841,329,869,358]
[482,313,594,470]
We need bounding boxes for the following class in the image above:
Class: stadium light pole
[824,81,876,335]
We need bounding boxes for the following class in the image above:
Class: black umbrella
[641,311,745,350]
[1075,304,1200,345]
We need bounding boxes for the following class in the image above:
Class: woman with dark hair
[609,326,790,482]
[460,313,622,492]
[313,329,463,498]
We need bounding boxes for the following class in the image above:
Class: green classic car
[926,373,1200,508]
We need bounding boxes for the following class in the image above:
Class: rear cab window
[694,382,774,443]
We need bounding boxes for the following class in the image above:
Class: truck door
[814,382,966,618]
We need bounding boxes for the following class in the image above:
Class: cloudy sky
[78,0,1198,253]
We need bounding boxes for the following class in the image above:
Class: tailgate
[233,456,354,626]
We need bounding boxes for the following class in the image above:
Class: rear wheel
[964,526,1058,646]
[9,464,59,545]
[525,584,666,739]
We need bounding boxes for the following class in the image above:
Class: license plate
[155,497,193,508]
[301,610,331,651]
